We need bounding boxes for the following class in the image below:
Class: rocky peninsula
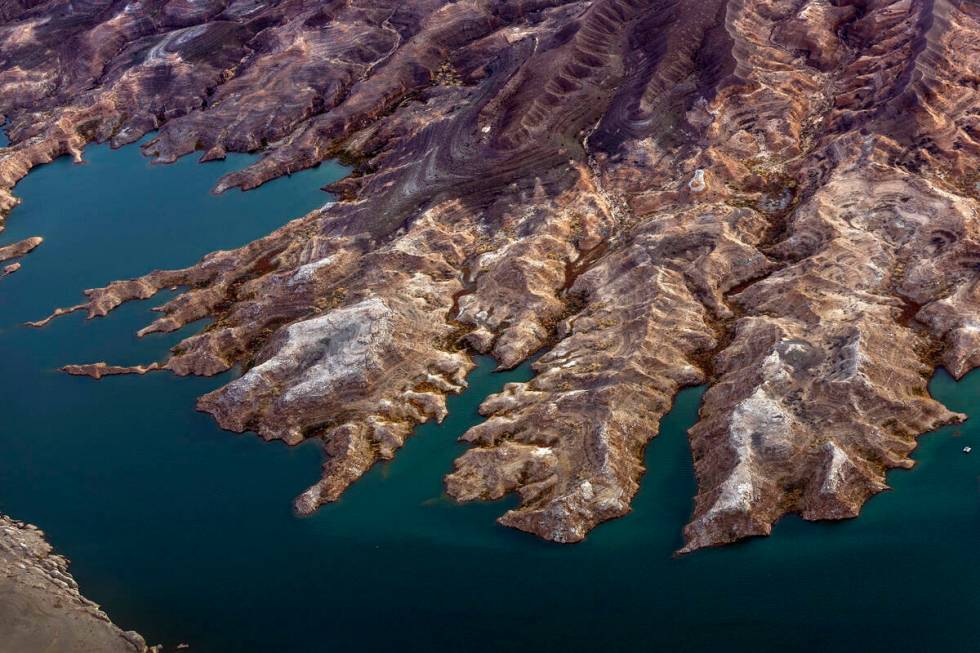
[0,235,40,278]
[1,0,978,552]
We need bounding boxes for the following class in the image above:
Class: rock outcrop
[0,235,40,260]
[3,0,978,550]
[0,235,41,279]
[0,514,156,653]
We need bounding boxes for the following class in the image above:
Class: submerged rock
[3,0,979,551]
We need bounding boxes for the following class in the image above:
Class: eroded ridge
[5,0,979,549]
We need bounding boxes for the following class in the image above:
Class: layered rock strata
[3,0,978,549]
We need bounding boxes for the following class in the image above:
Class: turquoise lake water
[0,135,978,652]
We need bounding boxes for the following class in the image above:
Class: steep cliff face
[3,0,978,550]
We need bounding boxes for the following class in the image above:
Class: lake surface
[0,135,978,652]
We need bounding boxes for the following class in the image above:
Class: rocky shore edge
[0,513,159,653]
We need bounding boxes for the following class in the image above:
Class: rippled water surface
[0,135,978,652]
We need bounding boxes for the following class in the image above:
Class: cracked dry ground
[1,0,978,551]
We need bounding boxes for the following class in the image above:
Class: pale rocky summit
[2,0,978,551]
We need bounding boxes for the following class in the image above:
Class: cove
[0,136,979,653]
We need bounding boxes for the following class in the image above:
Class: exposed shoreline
[0,514,158,653]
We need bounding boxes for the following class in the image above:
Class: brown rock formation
[0,235,40,279]
[62,361,162,379]
[4,0,979,550]
[0,514,156,653]
[0,235,41,261]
